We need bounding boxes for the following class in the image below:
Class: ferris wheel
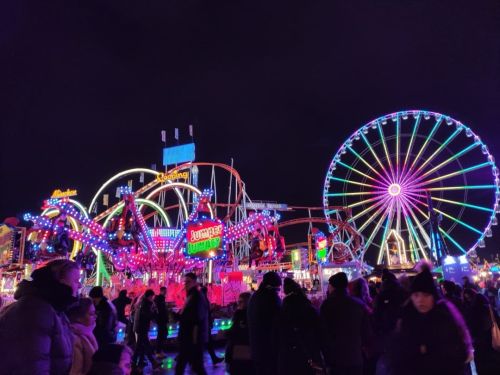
[323,110,500,266]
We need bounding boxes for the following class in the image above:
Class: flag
[189,124,193,137]
[115,187,121,198]
[161,130,166,143]
[139,173,144,183]
[103,194,109,207]
[127,180,133,188]
[174,128,179,140]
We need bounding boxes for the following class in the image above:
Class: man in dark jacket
[175,272,209,375]
[133,289,160,370]
[372,269,408,357]
[112,289,132,325]
[320,272,372,375]
[154,286,169,356]
[278,278,322,375]
[89,286,117,348]
[247,271,282,375]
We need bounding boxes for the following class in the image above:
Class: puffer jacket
[0,272,75,375]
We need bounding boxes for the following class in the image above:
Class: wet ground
[140,349,228,375]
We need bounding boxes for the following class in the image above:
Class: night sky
[2,1,500,256]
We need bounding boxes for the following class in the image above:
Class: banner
[0,225,14,266]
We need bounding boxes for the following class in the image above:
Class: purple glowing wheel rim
[323,110,500,265]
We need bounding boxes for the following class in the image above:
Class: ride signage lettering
[186,219,224,258]
[155,171,189,183]
[51,189,78,198]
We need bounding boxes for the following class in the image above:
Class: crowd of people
[0,258,499,375]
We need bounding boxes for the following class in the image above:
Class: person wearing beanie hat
[410,269,439,313]
[277,278,322,375]
[320,272,373,374]
[248,272,282,374]
[388,269,473,375]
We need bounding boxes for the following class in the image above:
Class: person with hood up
[89,286,117,348]
[320,272,372,375]
[277,278,323,375]
[67,297,98,375]
[247,271,282,375]
[389,269,473,375]
[0,259,80,374]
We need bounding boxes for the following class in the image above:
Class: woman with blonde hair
[67,297,98,375]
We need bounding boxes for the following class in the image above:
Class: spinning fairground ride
[323,110,500,270]
[23,162,285,295]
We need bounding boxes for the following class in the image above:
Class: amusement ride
[2,110,499,300]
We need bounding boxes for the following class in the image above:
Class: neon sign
[155,171,189,183]
[185,219,225,259]
[51,189,78,198]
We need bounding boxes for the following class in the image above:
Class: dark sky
[2,1,500,255]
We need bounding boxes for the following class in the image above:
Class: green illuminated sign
[187,237,221,255]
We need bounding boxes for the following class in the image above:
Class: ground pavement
[140,349,228,375]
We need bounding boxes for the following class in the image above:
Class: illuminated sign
[51,189,78,198]
[155,171,189,183]
[185,218,225,259]
[163,143,196,166]
[291,249,302,270]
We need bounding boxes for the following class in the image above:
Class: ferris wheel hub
[388,183,402,197]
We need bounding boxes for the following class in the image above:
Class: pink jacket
[69,322,98,375]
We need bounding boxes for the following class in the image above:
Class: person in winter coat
[320,272,372,375]
[87,343,133,375]
[372,268,408,373]
[350,277,373,312]
[175,272,209,375]
[0,259,80,374]
[225,292,253,375]
[247,271,282,375]
[389,269,473,375]
[277,278,322,375]
[154,286,168,356]
[67,297,98,375]
[89,286,117,348]
[112,290,132,325]
[132,289,160,370]
[463,288,500,374]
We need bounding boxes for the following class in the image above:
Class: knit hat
[329,272,348,289]
[262,271,282,288]
[410,269,438,297]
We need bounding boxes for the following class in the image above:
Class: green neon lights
[187,237,221,255]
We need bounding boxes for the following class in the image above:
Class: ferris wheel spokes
[405,142,482,187]
[347,144,393,186]
[376,122,396,182]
